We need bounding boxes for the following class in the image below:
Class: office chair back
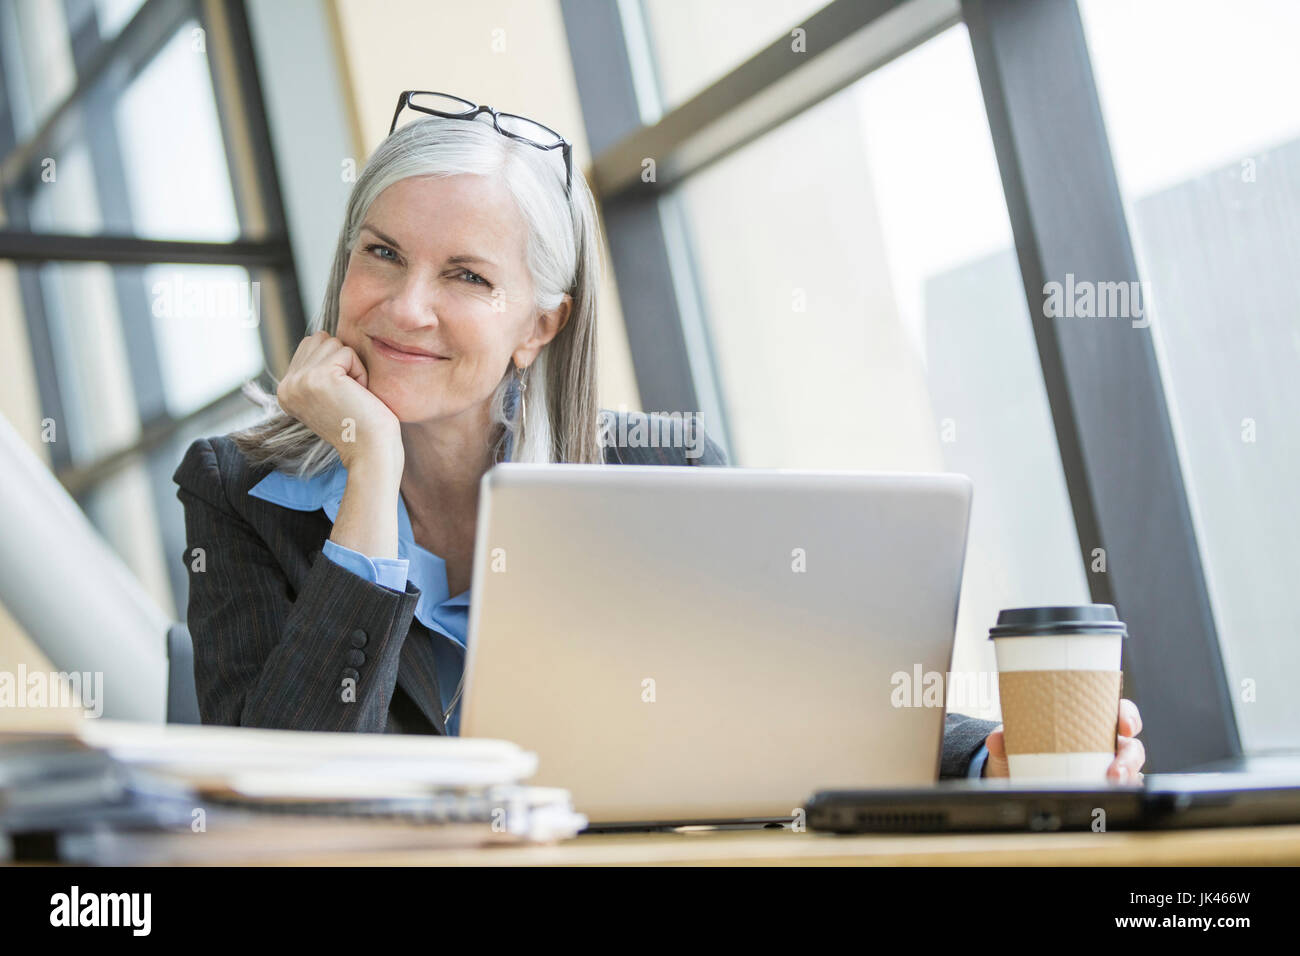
[165,622,202,724]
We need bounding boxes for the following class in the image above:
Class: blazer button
[346,649,366,668]
[341,667,360,683]
[350,628,368,648]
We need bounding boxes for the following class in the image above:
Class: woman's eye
[364,243,398,262]
[456,269,490,287]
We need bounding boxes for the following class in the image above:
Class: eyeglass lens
[407,91,477,115]
[496,113,562,147]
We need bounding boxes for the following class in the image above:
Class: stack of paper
[0,720,587,864]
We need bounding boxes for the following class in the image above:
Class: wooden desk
[209,823,1300,866]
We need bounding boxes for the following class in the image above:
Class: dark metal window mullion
[215,0,307,353]
[0,232,293,264]
[560,0,730,453]
[962,0,1238,771]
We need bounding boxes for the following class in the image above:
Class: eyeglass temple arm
[388,91,412,135]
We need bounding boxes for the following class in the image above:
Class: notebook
[0,719,587,863]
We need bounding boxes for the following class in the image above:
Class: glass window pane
[1080,0,1300,753]
[641,0,830,112]
[146,263,266,417]
[116,20,241,241]
[26,139,104,234]
[15,20,246,241]
[34,261,268,462]
[38,261,142,463]
[676,25,1088,715]
[0,0,77,140]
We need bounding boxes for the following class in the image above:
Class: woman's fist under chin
[276,330,403,471]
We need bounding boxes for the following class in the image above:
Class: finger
[1117,735,1145,773]
[289,329,331,369]
[311,332,342,358]
[1106,736,1146,782]
[300,328,332,354]
[1118,698,1142,738]
[303,334,348,376]
[335,346,369,389]
[985,725,1005,759]
[983,726,1009,778]
[286,333,316,368]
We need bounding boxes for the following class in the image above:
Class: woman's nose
[387,272,441,328]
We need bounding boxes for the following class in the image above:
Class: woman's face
[336,173,569,426]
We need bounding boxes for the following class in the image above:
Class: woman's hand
[983,698,1146,782]
[276,331,402,471]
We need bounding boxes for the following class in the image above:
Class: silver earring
[514,363,528,429]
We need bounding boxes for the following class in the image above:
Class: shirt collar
[247,462,472,620]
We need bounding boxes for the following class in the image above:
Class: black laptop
[806,772,1300,833]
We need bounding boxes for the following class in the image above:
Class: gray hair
[232,112,604,474]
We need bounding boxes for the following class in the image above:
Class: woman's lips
[370,335,449,363]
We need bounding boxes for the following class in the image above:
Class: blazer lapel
[395,620,448,735]
[270,494,450,735]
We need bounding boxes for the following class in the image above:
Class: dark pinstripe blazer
[172,409,996,777]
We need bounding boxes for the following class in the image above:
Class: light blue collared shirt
[968,742,989,778]
[247,463,472,735]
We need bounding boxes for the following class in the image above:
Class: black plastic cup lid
[988,604,1128,639]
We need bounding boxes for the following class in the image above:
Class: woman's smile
[370,334,450,363]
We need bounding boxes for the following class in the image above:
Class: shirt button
[346,649,366,668]
[350,628,368,648]
[341,667,360,682]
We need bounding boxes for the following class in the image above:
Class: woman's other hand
[983,698,1146,782]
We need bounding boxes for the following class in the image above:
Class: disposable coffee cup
[989,605,1127,783]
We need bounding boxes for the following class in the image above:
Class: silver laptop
[460,464,973,826]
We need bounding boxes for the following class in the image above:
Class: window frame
[0,0,307,615]
[561,0,1242,771]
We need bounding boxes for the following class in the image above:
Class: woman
[172,94,1145,782]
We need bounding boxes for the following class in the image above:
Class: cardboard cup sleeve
[998,669,1122,756]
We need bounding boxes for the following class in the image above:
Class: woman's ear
[512,295,572,368]
[541,294,572,340]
